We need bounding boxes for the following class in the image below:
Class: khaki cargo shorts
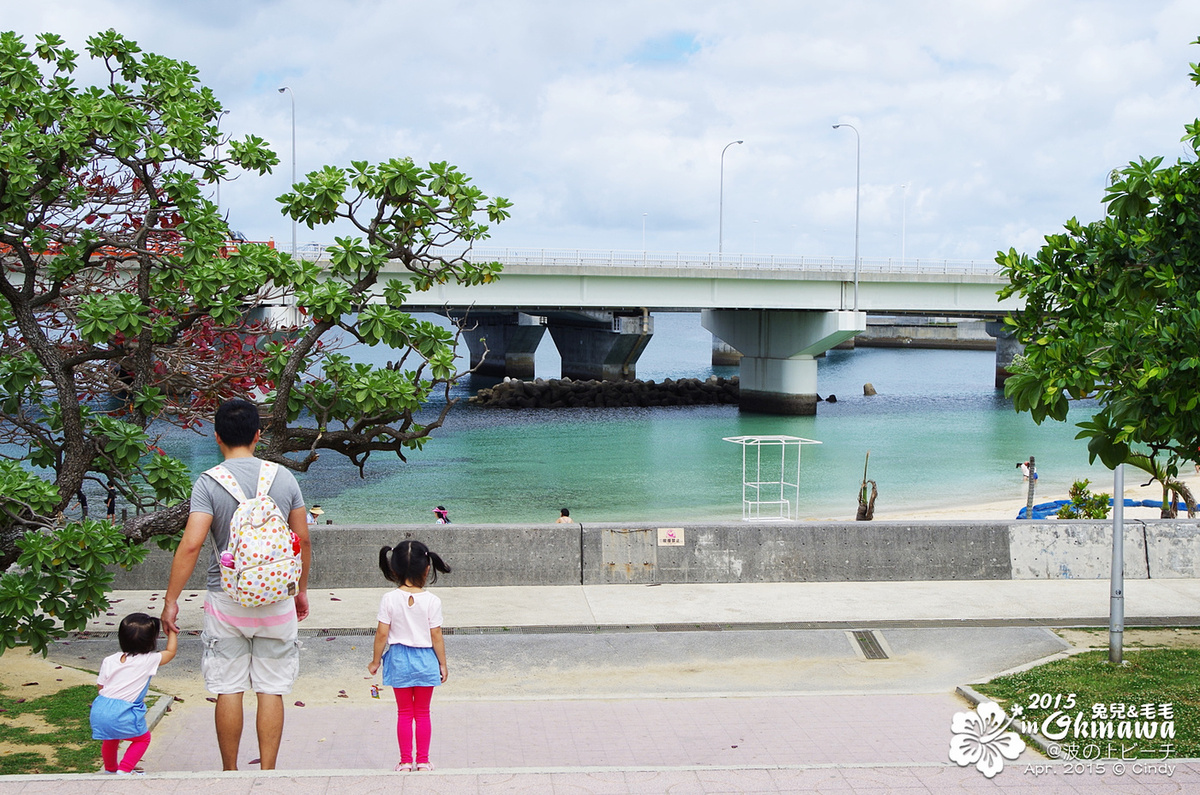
[201,590,299,695]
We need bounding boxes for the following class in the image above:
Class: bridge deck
[370,259,1017,316]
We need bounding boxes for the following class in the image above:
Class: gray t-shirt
[190,456,306,591]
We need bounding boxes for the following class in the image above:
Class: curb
[955,684,1055,759]
[146,694,174,732]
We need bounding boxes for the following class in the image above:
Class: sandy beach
[870,468,1200,522]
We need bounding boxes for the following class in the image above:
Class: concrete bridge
[313,247,1023,414]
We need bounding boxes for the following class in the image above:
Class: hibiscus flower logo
[948,702,1026,778]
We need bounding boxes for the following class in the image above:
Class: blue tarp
[1016,497,1188,520]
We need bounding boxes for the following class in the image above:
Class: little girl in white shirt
[368,539,451,772]
[90,613,177,774]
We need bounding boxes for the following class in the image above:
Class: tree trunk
[856,480,878,521]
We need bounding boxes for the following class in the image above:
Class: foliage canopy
[0,30,509,652]
[997,41,1200,514]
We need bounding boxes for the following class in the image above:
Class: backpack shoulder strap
[255,461,280,499]
[204,464,248,504]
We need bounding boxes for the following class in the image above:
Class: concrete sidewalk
[85,577,1200,634]
[5,579,1200,793]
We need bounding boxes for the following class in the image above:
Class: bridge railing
[297,243,1001,275]
[444,247,1001,276]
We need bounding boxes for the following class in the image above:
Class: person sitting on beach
[555,508,574,524]
[432,506,450,524]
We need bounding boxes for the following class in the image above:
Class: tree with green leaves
[1054,479,1111,520]
[0,30,510,653]
[997,41,1200,518]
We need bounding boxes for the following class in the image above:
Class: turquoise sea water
[155,312,1109,525]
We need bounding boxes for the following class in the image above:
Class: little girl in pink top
[368,539,451,772]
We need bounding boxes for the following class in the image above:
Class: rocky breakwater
[470,376,740,409]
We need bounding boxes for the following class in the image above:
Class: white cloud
[7,0,1200,261]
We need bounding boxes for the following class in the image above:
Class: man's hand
[294,591,309,621]
[163,510,210,633]
[161,599,180,634]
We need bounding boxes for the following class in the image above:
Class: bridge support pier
[985,320,1023,389]
[546,310,654,381]
[456,312,546,378]
[702,309,866,414]
[711,335,743,366]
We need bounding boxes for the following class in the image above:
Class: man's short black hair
[214,398,261,447]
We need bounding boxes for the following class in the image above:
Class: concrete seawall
[109,520,1200,589]
[853,318,996,350]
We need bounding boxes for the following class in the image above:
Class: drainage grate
[302,627,377,637]
[654,623,724,632]
[851,629,889,660]
[445,626,519,636]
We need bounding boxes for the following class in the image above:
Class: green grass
[975,647,1200,758]
[0,683,100,774]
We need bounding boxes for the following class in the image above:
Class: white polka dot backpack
[205,461,302,607]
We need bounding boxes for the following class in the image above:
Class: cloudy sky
[10,1,1200,263]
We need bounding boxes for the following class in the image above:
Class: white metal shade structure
[723,435,822,521]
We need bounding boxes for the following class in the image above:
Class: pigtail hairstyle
[379,540,452,587]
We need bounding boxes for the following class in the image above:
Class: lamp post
[1110,463,1125,664]
[832,123,860,311]
[900,183,907,267]
[642,212,647,251]
[214,110,229,211]
[719,139,743,255]
[278,86,296,258]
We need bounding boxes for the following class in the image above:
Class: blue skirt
[381,643,441,688]
[90,694,148,740]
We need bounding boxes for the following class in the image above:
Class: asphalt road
[51,624,1068,701]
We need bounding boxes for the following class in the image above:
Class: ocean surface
[153,312,1107,525]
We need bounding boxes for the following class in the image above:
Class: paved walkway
[4,579,1200,793]
[83,578,1200,633]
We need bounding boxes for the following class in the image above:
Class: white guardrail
[298,243,1002,276]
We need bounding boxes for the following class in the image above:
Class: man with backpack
[161,398,311,771]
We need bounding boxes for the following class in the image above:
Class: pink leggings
[393,686,434,764]
[101,731,151,773]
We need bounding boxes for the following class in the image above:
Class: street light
[900,183,907,267]
[214,110,229,211]
[278,86,296,258]
[719,139,743,255]
[833,123,860,311]
[1110,463,1125,663]
[642,212,648,251]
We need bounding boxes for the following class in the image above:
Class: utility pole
[1110,464,1125,663]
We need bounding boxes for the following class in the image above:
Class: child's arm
[431,626,447,683]
[158,628,179,665]
[367,622,389,675]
